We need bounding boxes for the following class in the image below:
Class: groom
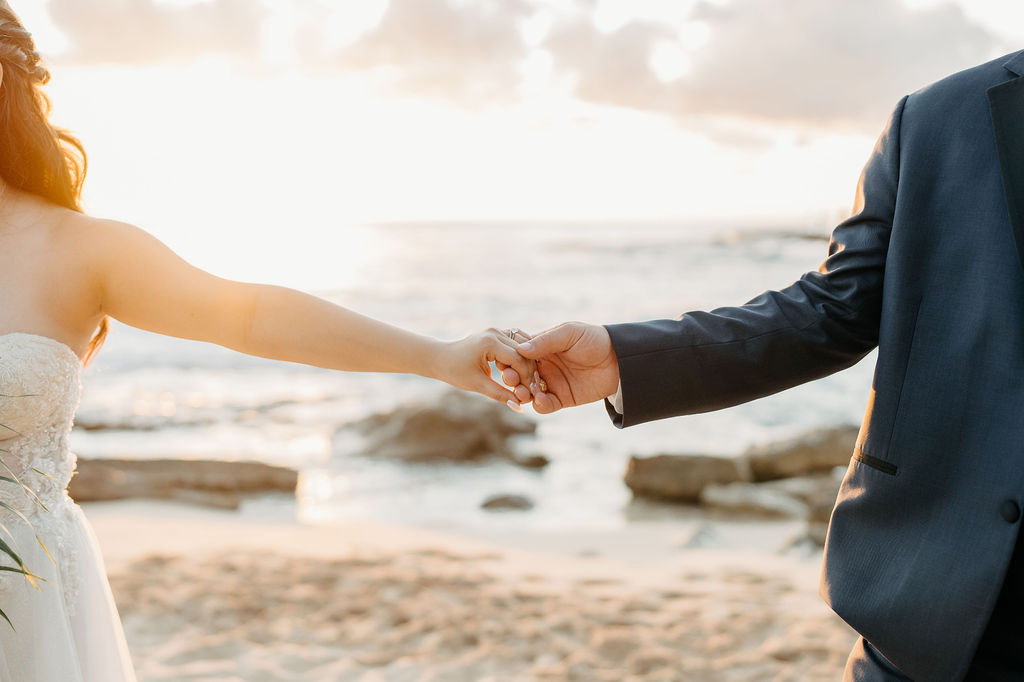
[506,48,1024,680]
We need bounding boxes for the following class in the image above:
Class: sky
[12,0,1024,283]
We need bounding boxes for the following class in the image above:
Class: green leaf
[0,535,25,570]
[0,458,24,485]
[0,504,55,569]
[30,468,57,483]
[0,392,50,629]
[0,536,43,590]
[0,500,33,528]
[0,519,18,545]
[35,536,55,566]
[0,564,45,590]
[0,459,48,513]
[0,566,47,583]
[24,488,48,513]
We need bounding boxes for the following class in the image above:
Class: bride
[0,4,536,680]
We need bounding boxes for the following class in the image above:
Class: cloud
[40,0,1006,134]
[46,0,266,65]
[545,18,677,111]
[46,0,533,105]
[307,0,534,106]
[546,0,1003,130]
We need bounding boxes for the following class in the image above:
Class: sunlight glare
[593,0,699,32]
[262,0,388,65]
[15,2,69,56]
[320,0,388,50]
[649,41,691,82]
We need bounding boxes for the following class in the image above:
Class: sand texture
[90,503,857,682]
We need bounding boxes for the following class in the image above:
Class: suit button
[1001,501,1021,524]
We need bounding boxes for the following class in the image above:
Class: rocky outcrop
[623,426,856,543]
[699,482,808,519]
[745,426,859,481]
[759,474,842,505]
[349,391,538,465]
[69,458,299,510]
[624,426,857,505]
[624,454,745,503]
[699,475,842,522]
[481,494,534,511]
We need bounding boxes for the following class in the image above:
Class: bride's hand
[493,329,538,405]
[433,328,537,407]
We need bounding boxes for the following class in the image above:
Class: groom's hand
[511,322,619,414]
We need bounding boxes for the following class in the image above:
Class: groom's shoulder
[892,49,1024,137]
[910,49,1023,105]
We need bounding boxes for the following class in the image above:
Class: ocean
[73,221,874,531]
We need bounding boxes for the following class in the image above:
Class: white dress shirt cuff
[608,381,624,414]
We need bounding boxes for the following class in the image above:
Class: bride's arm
[79,217,533,404]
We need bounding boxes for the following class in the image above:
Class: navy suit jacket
[605,49,1024,681]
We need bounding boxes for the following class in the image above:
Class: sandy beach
[84,500,858,681]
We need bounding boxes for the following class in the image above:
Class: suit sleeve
[606,95,909,428]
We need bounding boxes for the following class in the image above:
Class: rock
[755,475,843,547]
[481,494,533,511]
[699,482,808,519]
[350,390,537,464]
[166,488,243,511]
[745,426,859,481]
[510,453,550,469]
[761,475,842,508]
[69,458,299,510]
[698,475,842,522]
[624,454,745,503]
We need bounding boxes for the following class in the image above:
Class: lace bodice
[0,332,83,612]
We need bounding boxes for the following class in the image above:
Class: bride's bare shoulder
[45,208,156,295]
[51,211,186,293]
[49,209,149,257]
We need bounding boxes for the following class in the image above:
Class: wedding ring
[506,328,521,341]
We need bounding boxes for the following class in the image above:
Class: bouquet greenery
[0,393,54,629]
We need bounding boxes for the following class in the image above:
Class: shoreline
[85,498,819,585]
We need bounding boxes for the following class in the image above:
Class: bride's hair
[0,3,108,364]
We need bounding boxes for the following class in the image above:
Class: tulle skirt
[0,502,136,681]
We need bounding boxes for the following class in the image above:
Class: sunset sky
[16,0,1024,284]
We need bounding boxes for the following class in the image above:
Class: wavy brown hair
[0,3,107,364]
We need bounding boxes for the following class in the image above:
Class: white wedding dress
[0,333,136,681]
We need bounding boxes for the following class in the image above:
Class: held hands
[433,328,540,407]
[437,322,620,414]
[497,322,620,414]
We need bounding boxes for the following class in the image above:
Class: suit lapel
[988,51,1024,276]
